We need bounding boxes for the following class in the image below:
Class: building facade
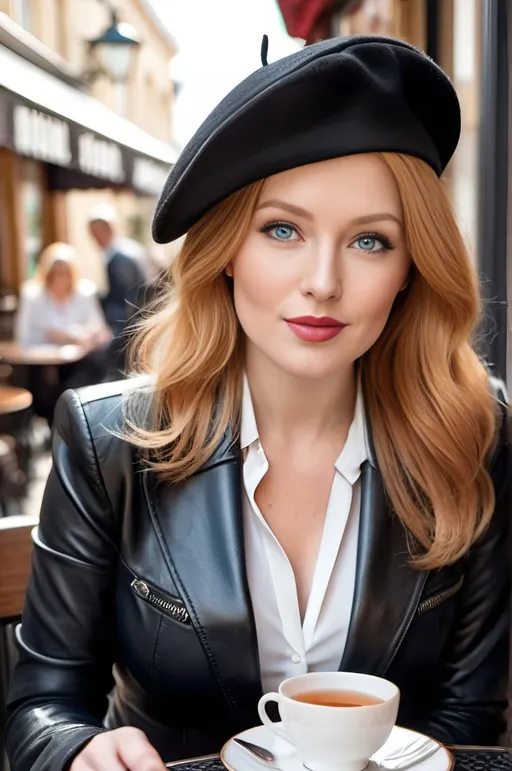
[337,0,482,253]
[0,0,178,295]
[336,0,511,382]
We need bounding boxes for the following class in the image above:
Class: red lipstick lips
[285,315,347,343]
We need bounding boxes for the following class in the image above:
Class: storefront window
[13,0,32,31]
[127,211,147,245]
[339,0,394,37]
[21,160,44,280]
[126,196,155,248]
[451,0,479,255]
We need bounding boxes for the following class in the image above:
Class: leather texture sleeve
[5,388,120,771]
[410,382,511,745]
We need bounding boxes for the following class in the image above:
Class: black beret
[153,35,460,244]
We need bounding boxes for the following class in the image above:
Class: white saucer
[220,724,453,771]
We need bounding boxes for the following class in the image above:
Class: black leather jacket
[5,378,511,771]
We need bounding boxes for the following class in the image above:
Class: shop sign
[77,131,125,184]
[4,95,172,195]
[13,104,72,166]
[132,156,169,195]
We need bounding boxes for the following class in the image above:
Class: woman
[15,242,112,424]
[15,241,109,349]
[5,35,510,771]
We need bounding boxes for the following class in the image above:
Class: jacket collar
[241,374,370,484]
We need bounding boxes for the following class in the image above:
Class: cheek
[350,266,407,336]
[231,247,287,326]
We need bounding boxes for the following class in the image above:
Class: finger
[73,737,128,771]
[117,730,166,771]
[79,758,127,771]
[90,756,128,771]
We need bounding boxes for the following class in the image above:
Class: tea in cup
[257,671,400,771]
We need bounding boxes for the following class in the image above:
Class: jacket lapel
[143,406,428,717]
[340,454,428,675]
[143,432,262,730]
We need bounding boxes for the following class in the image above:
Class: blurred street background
[0,0,508,519]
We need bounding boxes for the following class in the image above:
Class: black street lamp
[87,0,140,84]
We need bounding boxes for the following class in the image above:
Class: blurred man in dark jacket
[88,205,155,375]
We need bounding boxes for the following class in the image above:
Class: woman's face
[228,154,412,380]
[47,261,73,299]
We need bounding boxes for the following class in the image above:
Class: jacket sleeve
[5,389,120,771]
[117,254,149,322]
[410,383,511,745]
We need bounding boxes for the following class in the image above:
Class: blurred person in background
[88,204,156,375]
[15,241,112,425]
[16,241,109,349]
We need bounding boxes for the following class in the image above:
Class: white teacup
[257,671,400,771]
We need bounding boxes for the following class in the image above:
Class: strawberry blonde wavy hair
[126,152,498,570]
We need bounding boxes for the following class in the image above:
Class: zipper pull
[131,579,150,599]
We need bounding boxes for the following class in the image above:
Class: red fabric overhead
[277,0,363,43]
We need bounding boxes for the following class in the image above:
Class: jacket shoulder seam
[68,389,117,523]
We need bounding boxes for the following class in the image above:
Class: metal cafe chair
[0,386,33,488]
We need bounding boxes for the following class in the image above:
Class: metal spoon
[234,738,276,763]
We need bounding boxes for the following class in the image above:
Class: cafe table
[0,341,85,368]
[0,341,87,408]
[0,343,87,475]
[0,386,32,417]
[163,746,512,771]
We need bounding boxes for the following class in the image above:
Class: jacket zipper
[417,575,464,615]
[130,578,191,625]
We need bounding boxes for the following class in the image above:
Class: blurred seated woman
[16,241,110,349]
[15,242,111,424]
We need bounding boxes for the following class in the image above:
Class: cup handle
[257,692,289,742]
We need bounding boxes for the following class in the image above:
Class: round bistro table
[163,747,512,771]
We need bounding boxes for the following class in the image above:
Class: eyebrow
[256,199,315,220]
[256,199,403,227]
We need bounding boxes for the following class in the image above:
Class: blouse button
[291,652,301,664]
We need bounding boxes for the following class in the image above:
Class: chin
[271,351,354,380]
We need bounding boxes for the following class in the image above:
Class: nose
[300,242,342,302]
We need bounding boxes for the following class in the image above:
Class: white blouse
[15,279,107,347]
[242,376,369,693]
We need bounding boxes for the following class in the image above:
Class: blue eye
[352,233,393,252]
[274,225,294,240]
[260,221,300,241]
[358,236,379,251]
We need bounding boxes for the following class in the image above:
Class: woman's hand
[46,328,81,346]
[70,727,166,771]
[89,327,113,347]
